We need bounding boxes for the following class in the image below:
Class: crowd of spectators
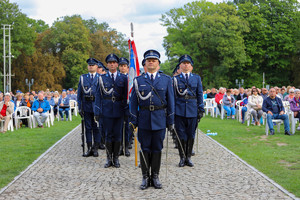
[0,88,77,133]
[203,85,300,135]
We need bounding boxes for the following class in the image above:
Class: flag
[127,39,140,102]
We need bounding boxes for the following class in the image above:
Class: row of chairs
[204,98,299,135]
[1,100,78,132]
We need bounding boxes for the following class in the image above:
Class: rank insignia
[141,91,144,95]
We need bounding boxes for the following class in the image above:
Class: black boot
[125,141,130,157]
[93,142,99,157]
[99,137,105,150]
[178,139,186,167]
[151,152,162,189]
[113,142,121,168]
[185,138,194,167]
[192,149,195,156]
[104,142,113,168]
[140,152,150,190]
[119,143,124,156]
[83,142,93,157]
[128,141,132,149]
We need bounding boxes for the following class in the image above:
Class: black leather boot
[104,142,113,168]
[99,136,105,150]
[185,138,194,167]
[93,142,99,157]
[83,142,93,157]
[119,143,124,156]
[125,141,130,157]
[140,151,150,190]
[151,152,162,189]
[192,149,195,156]
[178,139,186,167]
[113,141,121,168]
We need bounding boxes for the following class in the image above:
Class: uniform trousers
[175,115,197,141]
[103,116,124,142]
[84,111,100,143]
[138,128,166,153]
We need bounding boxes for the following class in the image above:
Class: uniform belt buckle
[112,96,116,102]
[184,95,189,99]
[149,105,155,111]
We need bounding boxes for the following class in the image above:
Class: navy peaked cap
[142,59,145,66]
[119,57,129,65]
[105,53,119,63]
[86,57,98,65]
[179,54,194,66]
[143,49,160,63]
[172,64,180,75]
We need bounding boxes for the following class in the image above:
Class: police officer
[77,58,101,157]
[97,61,108,74]
[94,54,128,168]
[173,55,204,167]
[118,57,131,157]
[129,49,175,190]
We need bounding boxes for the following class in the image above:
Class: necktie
[151,74,154,83]
[185,73,188,82]
[111,73,114,83]
[91,74,94,82]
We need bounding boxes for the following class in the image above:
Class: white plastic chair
[204,98,215,117]
[69,100,78,117]
[49,106,54,126]
[14,106,33,129]
[0,117,14,132]
[235,100,242,122]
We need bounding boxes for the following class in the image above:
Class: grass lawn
[199,116,300,198]
[0,116,81,190]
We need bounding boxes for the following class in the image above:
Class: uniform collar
[109,71,118,77]
[182,72,190,78]
[89,72,96,77]
[147,71,158,80]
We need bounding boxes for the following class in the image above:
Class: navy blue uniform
[77,73,101,144]
[130,72,175,152]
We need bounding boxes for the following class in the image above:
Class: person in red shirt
[215,87,225,113]
[0,93,14,133]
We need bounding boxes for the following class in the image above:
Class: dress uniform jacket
[173,73,204,118]
[130,73,175,130]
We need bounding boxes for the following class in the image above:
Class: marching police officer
[97,61,107,75]
[173,55,204,167]
[77,58,101,157]
[94,54,128,168]
[129,49,175,190]
[118,57,131,157]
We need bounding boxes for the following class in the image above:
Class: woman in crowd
[248,88,263,126]
[52,91,60,117]
[14,93,23,110]
[289,89,300,131]
[284,88,295,101]
[222,89,236,119]
[0,93,14,133]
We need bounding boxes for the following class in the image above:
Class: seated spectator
[207,88,217,99]
[14,93,23,111]
[20,93,33,127]
[283,86,291,99]
[236,87,248,101]
[46,93,55,107]
[248,88,263,126]
[67,88,77,100]
[262,88,292,135]
[0,93,14,133]
[261,88,268,100]
[289,89,300,131]
[278,88,286,99]
[0,92,3,102]
[215,87,225,112]
[204,89,210,100]
[222,89,236,119]
[240,91,251,124]
[32,93,50,128]
[233,89,239,100]
[53,91,60,117]
[58,91,70,121]
[284,89,294,101]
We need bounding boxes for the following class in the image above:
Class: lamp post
[25,78,34,92]
[235,79,244,88]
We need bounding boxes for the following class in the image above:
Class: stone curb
[0,124,81,195]
[201,129,299,200]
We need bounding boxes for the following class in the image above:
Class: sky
[10,0,223,63]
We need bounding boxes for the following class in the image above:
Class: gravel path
[0,125,296,200]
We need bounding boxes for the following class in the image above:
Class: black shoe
[93,142,99,157]
[125,142,130,157]
[270,130,275,135]
[83,142,93,157]
[140,152,150,190]
[178,139,186,167]
[151,152,162,189]
[113,142,121,168]
[104,142,113,168]
[285,131,293,136]
[99,143,105,150]
[185,138,194,167]
[128,141,132,149]
[119,144,124,156]
[191,149,195,156]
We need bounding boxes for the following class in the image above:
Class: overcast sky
[11,0,222,62]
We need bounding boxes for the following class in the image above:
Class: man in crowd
[77,58,101,157]
[173,54,204,168]
[32,92,50,128]
[67,88,77,101]
[129,49,175,190]
[94,54,128,168]
[262,88,292,136]
[58,90,70,121]
[236,87,248,101]
[261,88,268,100]
[207,88,217,99]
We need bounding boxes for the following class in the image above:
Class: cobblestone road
[0,125,295,199]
